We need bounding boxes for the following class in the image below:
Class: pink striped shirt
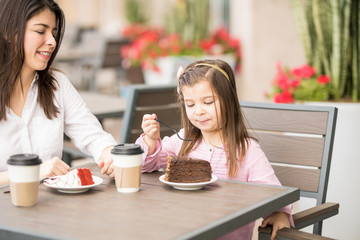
[136,129,294,240]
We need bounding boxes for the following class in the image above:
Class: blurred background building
[56,0,305,101]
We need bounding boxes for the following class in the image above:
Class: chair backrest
[240,101,337,207]
[99,38,130,69]
[119,84,181,144]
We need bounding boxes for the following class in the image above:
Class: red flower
[148,50,157,59]
[200,39,215,52]
[317,75,331,85]
[214,27,230,42]
[268,63,333,102]
[121,24,241,72]
[290,77,301,88]
[274,91,294,103]
[291,64,316,78]
[275,72,290,90]
[170,45,181,54]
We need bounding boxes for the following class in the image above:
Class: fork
[155,118,192,141]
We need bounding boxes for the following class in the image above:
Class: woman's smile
[37,51,52,60]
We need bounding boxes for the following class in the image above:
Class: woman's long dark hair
[177,59,251,178]
[0,0,65,121]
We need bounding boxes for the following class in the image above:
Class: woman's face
[182,80,221,135]
[22,8,57,76]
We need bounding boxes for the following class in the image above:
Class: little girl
[135,59,293,240]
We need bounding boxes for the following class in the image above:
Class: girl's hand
[261,212,290,240]
[141,113,160,155]
[40,157,70,180]
[98,145,115,178]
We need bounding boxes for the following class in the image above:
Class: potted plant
[120,0,241,85]
[288,0,359,102]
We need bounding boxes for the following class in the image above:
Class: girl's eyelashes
[186,101,213,108]
[36,31,45,34]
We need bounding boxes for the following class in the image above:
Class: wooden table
[0,163,299,240]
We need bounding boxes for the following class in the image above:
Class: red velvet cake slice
[76,168,94,185]
[44,168,94,187]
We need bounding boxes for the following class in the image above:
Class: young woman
[136,59,293,240]
[0,0,117,185]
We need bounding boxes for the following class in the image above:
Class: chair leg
[313,222,322,235]
[62,151,73,166]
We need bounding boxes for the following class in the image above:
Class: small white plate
[44,176,103,193]
[159,174,217,190]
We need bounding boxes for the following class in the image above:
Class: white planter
[143,55,236,85]
[143,56,193,85]
[300,101,360,239]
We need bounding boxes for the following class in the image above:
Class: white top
[0,71,117,171]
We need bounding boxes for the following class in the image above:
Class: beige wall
[57,0,173,36]
[230,0,305,102]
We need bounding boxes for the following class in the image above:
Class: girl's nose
[195,105,204,115]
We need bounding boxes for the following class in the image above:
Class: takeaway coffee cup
[112,144,143,193]
[7,154,42,207]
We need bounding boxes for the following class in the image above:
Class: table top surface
[0,163,299,240]
[79,91,126,119]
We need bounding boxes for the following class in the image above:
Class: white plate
[44,176,103,193]
[159,174,217,190]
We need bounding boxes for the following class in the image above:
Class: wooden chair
[89,37,132,92]
[239,101,339,240]
[119,84,180,144]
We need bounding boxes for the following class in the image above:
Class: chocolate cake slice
[164,156,212,183]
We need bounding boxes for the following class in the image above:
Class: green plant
[165,0,209,44]
[124,0,147,24]
[290,0,360,101]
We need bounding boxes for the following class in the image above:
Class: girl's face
[22,8,57,76]
[182,80,221,135]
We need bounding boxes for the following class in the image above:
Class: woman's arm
[55,71,117,162]
[97,145,115,177]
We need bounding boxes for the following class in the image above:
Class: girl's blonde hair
[177,59,251,178]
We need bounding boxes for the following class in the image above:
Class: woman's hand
[261,211,290,240]
[97,145,115,178]
[40,157,70,180]
[141,114,160,155]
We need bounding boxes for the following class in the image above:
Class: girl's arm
[243,140,294,230]
[136,127,183,173]
[141,114,160,155]
[261,212,291,240]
